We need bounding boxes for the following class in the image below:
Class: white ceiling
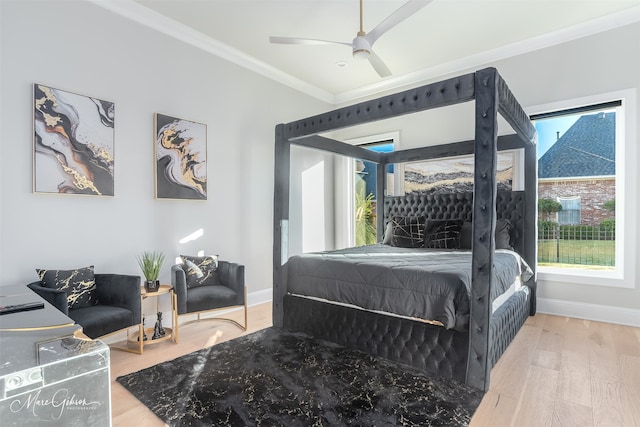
[97,0,640,103]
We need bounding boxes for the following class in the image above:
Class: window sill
[538,268,634,289]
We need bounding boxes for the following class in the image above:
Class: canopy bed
[273,67,537,391]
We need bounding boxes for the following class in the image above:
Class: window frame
[528,89,636,289]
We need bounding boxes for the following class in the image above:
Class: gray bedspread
[286,245,533,331]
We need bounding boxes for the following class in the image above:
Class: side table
[127,284,176,354]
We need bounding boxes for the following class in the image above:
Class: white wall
[0,1,330,301]
[288,146,335,256]
[328,23,640,323]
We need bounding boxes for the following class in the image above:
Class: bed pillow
[459,219,513,250]
[388,216,426,248]
[180,255,219,288]
[495,219,513,250]
[381,221,394,245]
[36,266,98,310]
[423,220,464,249]
[460,221,473,249]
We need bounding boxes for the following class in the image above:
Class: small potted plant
[137,251,165,292]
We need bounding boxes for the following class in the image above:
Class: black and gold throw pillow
[180,255,219,288]
[389,216,426,248]
[424,219,464,249]
[36,266,98,310]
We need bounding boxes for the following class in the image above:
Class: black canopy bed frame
[273,67,537,391]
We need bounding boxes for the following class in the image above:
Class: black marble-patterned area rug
[116,328,483,426]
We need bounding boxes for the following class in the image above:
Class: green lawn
[537,239,615,267]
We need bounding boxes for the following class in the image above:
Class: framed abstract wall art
[33,84,115,196]
[404,152,514,195]
[154,113,207,200]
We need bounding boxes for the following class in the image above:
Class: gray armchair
[28,274,142,339]
[171,260,246,342]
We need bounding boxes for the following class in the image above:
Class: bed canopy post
[467,68,500,391]
[523,141,538,314]
[376,159,387,239]
[273,124,289,328]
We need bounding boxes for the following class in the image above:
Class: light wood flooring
[110,303,640,426]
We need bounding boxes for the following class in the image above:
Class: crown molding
[89,0,640,106]
[335,5,640,104]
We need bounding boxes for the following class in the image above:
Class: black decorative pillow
[460,221,473,249]
[459,219,513,250]
[389,216,426,248]
[180,255,219,288]
[423,220,464,249]
[36,266,98,310]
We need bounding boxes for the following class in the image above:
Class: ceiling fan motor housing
[352,34,371,59]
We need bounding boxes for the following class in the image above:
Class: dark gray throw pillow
[460,221,473,249]
[389,216,426,248]
[180,255,219,288]
[36,266,98,310]
[459,219,513,250]
[423,220,464,249]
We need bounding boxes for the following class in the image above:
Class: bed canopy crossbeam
[290,134,383,163]
[281,70,534,144]
[273,67,536,391]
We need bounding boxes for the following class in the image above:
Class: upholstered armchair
[27,272,141,340]
[171,256,247,342]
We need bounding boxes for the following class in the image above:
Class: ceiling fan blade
[368,50,392,78]
[269,36,351,47]
[366,0,433,45]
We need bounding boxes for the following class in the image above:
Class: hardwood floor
[471,313,640,427]
[110,304,640,426]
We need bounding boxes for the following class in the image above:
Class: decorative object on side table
[157,311,166,336]
[139,317,148,341]
[152,312,165,340]
[137,251,165,292]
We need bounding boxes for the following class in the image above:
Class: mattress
[286,244,533,332]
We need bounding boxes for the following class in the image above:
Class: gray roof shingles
[538,112,615,179]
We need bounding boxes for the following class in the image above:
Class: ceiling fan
[269,0,433,78]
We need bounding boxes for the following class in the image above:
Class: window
[354,141,393,246]
[336,132,400,249]
[530,89,636,288]
[557,196,581,225]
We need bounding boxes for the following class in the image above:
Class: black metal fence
[538,223,615,267]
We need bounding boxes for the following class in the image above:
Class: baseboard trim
[248,288,273,307]
[537,297,640,327]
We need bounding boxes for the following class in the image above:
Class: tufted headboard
[383,191,526,255]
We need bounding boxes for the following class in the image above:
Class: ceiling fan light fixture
[352,33,371,60]
[352,49,370,59]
